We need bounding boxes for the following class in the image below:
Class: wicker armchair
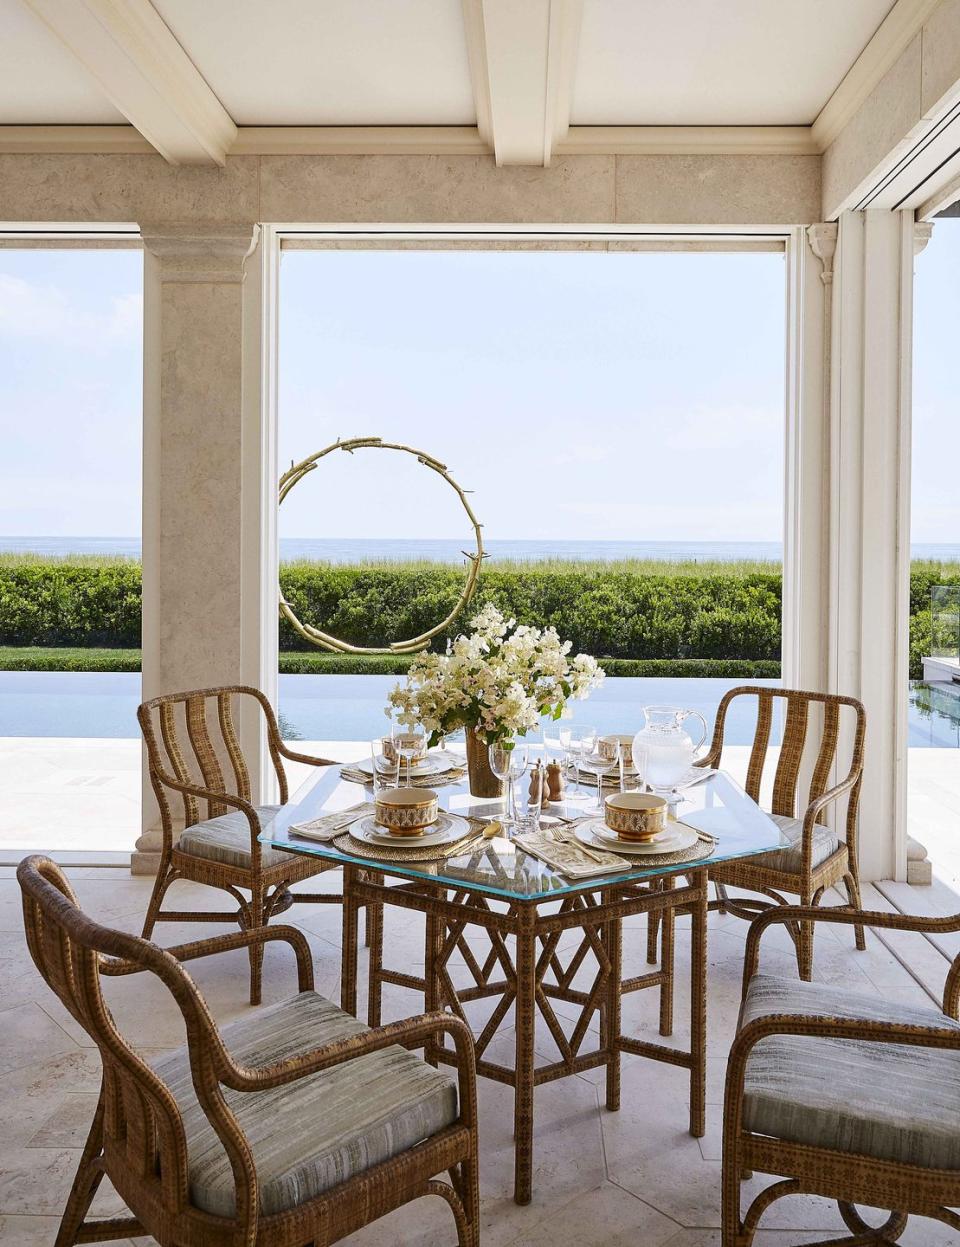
[705,685,867,980]
[723,903,960,1245]
[18,855,480,1247]
[138,684,340,1005]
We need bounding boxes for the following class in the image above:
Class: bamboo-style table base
[339,864,709,1205]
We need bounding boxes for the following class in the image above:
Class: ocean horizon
[2,535,960,563]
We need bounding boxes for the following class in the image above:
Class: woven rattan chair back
[698,685,867,980]
[703,684,866,832]
[136,685,340,1006]
[138,684,292,831]
[17,855,252,1235]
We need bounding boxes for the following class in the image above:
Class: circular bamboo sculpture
[279,436,485,655]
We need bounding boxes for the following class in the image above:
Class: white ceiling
[2,0,902,130]
[572,0,897,126]
[151,0,477,127]
[0,0,126,123]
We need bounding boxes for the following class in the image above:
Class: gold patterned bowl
[374,787,439,836]
[599,733,633,768]
[382,734,428,764]
[604,792,667,841]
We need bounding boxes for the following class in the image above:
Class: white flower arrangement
[386,603,604,746]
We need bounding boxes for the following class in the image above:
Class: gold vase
[465,729,504,798]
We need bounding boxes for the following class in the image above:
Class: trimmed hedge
[0,647,783,679]
[0,556,957,678]
[0,560,141,647]
[277,565,783,659]
[0,646,142,672]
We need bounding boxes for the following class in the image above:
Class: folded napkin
[513,828,630,878]
[291,802,372,842]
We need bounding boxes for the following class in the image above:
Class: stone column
[825,210,923,882]
[132,222,275,874]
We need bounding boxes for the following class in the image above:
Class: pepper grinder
[545,760,564,803]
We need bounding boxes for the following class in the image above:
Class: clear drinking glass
[488,739,529,829]
[370,738,400,793]
[516,763,543,834]
[581,738,618,813]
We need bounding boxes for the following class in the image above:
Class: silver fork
[550,825,614,864]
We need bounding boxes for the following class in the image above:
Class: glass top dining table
[260,759,788,902]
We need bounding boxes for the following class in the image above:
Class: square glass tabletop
[260,759,787,903]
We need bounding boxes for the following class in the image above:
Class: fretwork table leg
[340,864,360,1018]
[660,874,676,1037]
[689,867,708,1137]
[366,870,384,1027]
[602,896,622,1112]
[513,905,537,1205]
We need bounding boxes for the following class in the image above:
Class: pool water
[0,671,956,748]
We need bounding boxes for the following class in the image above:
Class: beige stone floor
[2,861,960,1247]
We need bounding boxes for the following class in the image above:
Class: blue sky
[0,232,956,544]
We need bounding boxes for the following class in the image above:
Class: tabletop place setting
[251,606,796,1207]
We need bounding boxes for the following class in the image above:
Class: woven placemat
[563,818,717,871]
[620,836,716,869]
[333,818,487,864]
[340,766,467,789]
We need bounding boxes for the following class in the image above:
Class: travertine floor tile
[0,1001,77,1077]
[0,1214,63,1247]
[3,864,960,1244]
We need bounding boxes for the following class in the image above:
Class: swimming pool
[0,671,956,748]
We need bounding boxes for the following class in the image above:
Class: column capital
[806,222,838,284]
[914,220,934,256]
[139,221,260,283]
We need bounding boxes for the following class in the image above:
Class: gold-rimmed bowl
[604,791,667,841]
[374,787,439,837]
[382,733,428,764]
[599,733,634,768]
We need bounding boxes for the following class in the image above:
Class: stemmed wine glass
[488,738,529,829]
[567,725,597,802]
[580,738,619,814]
[390,722,426,785]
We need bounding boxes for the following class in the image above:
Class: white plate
[356,749,461,777]
[587,819,688,851]
[354,810,470,848]
[574,818,699,856]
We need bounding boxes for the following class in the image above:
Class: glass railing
[931,584,960,660]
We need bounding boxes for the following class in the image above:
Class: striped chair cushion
[759,814,839,874]
[150,991,459,1217]
[177,804,287,870]
[741,973,960,1169]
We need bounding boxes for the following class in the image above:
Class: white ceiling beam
[21,0,236,165]
[812,0,942,150]
[461,0,582,166]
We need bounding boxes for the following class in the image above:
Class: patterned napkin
[513,827,630,878]
[291,801,373,841]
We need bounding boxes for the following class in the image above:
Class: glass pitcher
[632,705,708,792]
